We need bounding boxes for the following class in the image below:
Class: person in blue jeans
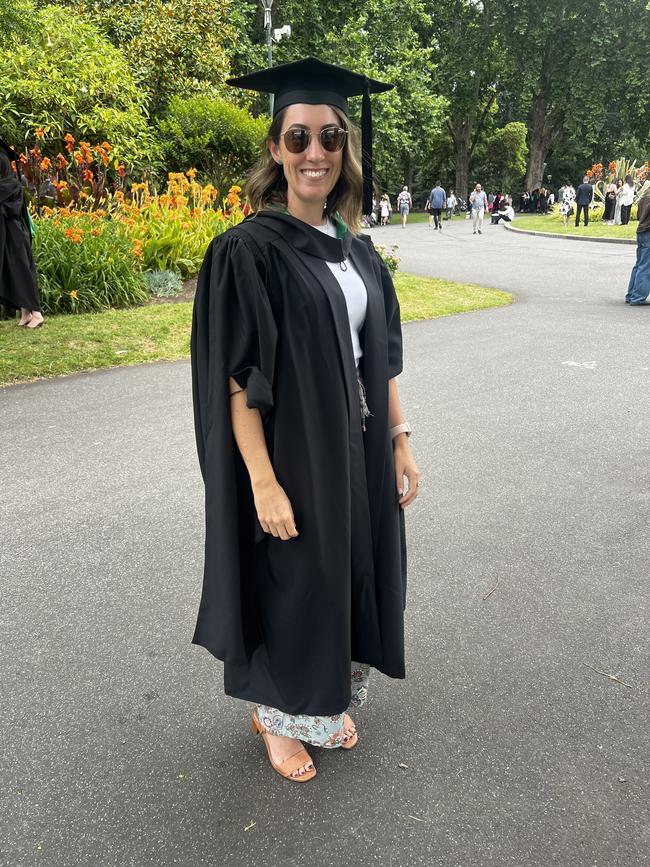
[625,189,650,305]
[428,181,446,230]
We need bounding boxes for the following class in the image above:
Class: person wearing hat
[0,141,44,327]
[191,58,419,783]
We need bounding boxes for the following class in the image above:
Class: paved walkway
[1,220,648,867]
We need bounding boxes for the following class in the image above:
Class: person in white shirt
[620,174,635,225]
[491,202,515,224]
[469,183,488,234]
[396,186,412,228]
[446,189,457,220]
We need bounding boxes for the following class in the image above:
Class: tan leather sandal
[340,713,358,750]
[251,710,316,782]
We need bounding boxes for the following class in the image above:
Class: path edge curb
[503,222,635,245]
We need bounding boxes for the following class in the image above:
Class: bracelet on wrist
[390,421,412,440]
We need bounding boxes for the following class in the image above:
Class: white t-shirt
[621,183,635,206]
[315,220,368,363]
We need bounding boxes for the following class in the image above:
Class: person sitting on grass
[491,201,515,224]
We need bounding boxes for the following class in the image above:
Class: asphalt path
[1,218,648,867]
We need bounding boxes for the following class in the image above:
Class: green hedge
[158,96,268,189]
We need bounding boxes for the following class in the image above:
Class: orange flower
[64,133,75,154]
[186,168,197,179]
[117,164,126,178]
[39,157,52,171]
[19,153,27,164]
[132,241,143,258]
[35,128,45,140]
[56,153,68,169]
[55,180,69,190]
[114,190,125,202]
[83,169,94,182]
[64,228,84,243]
[91,228,102,236]
[69,290,79,300]
[29,147,41,158]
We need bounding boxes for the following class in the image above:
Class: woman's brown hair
[245,106,364,235]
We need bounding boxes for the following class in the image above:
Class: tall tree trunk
[402,149,413,191]
[454,135,470,202]
[524,93,564,189]
[524,38,564,190]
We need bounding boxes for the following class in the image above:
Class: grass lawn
[512,215,637,240]
[0,272,512,386]
[382,212,465,225]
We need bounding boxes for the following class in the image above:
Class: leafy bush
[0,4,158,170]
[158,96,268,189]
[144,270,183,297]
[33,213,148,313]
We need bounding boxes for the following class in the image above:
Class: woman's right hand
[253,478,299,540]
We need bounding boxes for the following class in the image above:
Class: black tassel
[361,79,373,216]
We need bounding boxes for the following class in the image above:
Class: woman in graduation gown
[0,144,44,328]
[191,58,420,782]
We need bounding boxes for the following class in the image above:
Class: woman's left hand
[393,436,421,508]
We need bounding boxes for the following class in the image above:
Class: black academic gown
[191,210,406,716]
[0,177,41,312]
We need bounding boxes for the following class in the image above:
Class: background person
[620,174,635,226]
[428,180,446,230]
[446,189,457,220]
[379,193,391,226]
[396,185,412,228]
[560,181,576,226]
[191,58,419,784]
[574,175,594,226]
[625,188,650,305]
[491,201,515,224]
[613,178,624,225]
[604,179,617,222]
[469,183,488,234]
[0,143,44,328]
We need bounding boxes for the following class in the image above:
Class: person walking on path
[428,181,446,231]
[574,176,594,227]
[396,186,412,228]
[0,143,44,328]
[625,188,650,305]
[469,183,488,234]
[446,189,457,220]
[191,57,419,784]
[620,174,635,226]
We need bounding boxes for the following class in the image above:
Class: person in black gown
[0,142,43,328]
[191,59,420,783]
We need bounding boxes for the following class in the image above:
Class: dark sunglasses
[280,126,348,154]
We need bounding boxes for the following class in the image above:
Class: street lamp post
[260,0,274,113]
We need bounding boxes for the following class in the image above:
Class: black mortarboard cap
[227,57,394,215]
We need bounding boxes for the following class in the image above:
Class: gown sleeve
[191,230,277,480]
[365,239,403,379]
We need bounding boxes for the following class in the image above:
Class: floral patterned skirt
[255,662,370,748]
